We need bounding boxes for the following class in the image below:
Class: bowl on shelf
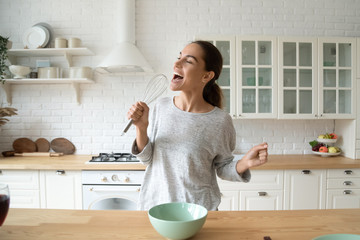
[317,138,337,144]
[148,202,208,240]
[9,65,31,79]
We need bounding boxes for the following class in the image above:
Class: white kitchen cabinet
[284,169,326,210]
[218,170,283,211]
[318,38,356,119]
[2,48,95,105]
[39,170,82,209]
[326,169,360,209]
[195,36,236,115]
[0,170,40,208]
[236,36,278,119]
[218,190,239,211]
[278,37,318,119]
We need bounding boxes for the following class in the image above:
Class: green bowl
[148,202,208,240]
[313,234,360,240]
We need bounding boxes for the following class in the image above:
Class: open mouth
[172,73,184,82]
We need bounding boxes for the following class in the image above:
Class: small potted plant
[0,107,17,127]
[0,35,12,84]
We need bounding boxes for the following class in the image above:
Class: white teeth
[173,72,183,77]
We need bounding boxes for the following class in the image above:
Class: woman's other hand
[236,142,268,174]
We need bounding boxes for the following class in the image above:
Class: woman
[127,40,268,211]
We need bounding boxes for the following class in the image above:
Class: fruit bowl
[317,138,337,144]
[312,151,341,157]
[9,65,31,79]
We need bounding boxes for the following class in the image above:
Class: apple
[319,146,328,153]
[330,133,338,139]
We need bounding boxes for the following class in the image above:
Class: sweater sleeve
[213,114,251,182]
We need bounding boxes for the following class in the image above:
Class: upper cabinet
[278,37,318,119]
[237,36,278,119]
[318,38,356,119]
[195,35,357,120]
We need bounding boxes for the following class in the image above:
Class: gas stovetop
[87,153,139,164]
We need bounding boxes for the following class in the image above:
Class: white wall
[0,0,358,155]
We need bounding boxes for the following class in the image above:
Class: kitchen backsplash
[0,0,357,155]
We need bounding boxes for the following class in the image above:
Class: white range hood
[96,0,152,74]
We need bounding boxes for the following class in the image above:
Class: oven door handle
[88,186,141,192]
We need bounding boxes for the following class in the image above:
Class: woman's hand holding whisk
[127,101,150,152]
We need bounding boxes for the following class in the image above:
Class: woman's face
[170,43,212,93]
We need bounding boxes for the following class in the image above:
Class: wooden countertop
[0,154,359,170]
[1,208,359,240]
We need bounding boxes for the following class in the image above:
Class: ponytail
[192,40,224,109]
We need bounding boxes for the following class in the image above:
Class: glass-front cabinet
[195,36,236,116]
[237,36,278,118]
[319,38,356,119]
[279,37,318,119]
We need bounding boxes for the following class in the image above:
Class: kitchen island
[1,208,359,239]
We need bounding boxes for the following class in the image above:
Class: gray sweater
[132,97,251,210]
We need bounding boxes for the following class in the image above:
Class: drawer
[327,178,360,189]
[0,170,39,190]
[218,170,284,190]
[327,169,360,178]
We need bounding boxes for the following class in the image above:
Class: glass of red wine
[0,183,10,226]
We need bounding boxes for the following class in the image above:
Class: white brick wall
[0,0,358,155]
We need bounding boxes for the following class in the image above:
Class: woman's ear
[202,71,215,84]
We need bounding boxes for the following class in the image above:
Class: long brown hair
[192,40,224,109]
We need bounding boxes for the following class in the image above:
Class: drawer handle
[343,190,352,195]
[343,181,353,186]
[344,170,353,175]
[302,170,311,175]
[56,170,66,175]
[258,192,267,197]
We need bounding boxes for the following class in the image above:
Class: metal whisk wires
[121,74,168,135]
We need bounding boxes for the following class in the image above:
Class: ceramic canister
[55,38,67,48]
[68,38,81,48]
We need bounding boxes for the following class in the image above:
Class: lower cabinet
[0,169,82,209]
[326,169,360,209]
[40,170,82,209]
[218,170,284,211]
[284,169,327,210]
[0,170,40,208]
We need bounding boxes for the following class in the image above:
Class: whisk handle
[121,119,134,136]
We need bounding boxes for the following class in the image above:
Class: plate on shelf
[33,22,54,48]
[317,138,337,144]
[312,151,341,157]
[23,26,49,49]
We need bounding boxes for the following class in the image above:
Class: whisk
[121,74,168,136]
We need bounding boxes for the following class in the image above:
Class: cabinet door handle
[56,170,66,175]
[258,192,267,196]
[302,170,311,175]
[343,181,353,186]
[344,170,353,175]
[343,190,352,195]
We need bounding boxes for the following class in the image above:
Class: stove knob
[111,175,119,181]
[101,176,108,182]
[123,177,130,183]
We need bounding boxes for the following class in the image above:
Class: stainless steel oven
[82,153,144,210]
